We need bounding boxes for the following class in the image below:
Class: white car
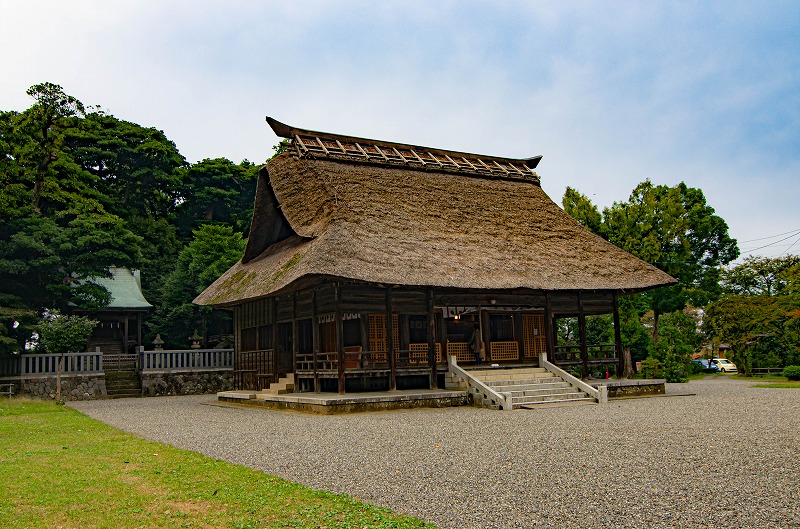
[711,358,738,373]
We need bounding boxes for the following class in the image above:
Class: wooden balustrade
[140,349,234,372]
[18,352,103,376]
[553,344,617,364]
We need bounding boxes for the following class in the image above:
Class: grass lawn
[731,374,800,388]
[0,398,435,529]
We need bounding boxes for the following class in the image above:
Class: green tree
[705,255,800,374]
[37,310,97,400]
[562,186,603,235]
[602,181,739,342]
[175,158,259,238]
[64,111,186,220]
[0,84,142,352]
[721,255,800,296]
[148,225,245,348]
[649,310,700,382]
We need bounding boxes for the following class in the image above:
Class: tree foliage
[37,310,97,356]
[0,82,268,351]
[0,84,142,351]
[149,225,246,349]
[704,256,800,374]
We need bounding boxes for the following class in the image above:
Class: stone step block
[514,397,597,409]
[511,391,588,404]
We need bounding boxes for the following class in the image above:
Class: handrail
[447,355,512,411]
[140,349,234,372]
[539,352,607,404]
[18,351,104,376]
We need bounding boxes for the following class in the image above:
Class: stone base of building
[218,389,470,414]
[590,378,666,398]
[141,370,234,396]
[1,375,107,401]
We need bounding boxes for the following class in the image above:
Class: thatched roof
[195,120,675,307]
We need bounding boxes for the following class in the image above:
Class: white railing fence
[0,349,234,377]
[19,351,104,376]
[140,349,234,372]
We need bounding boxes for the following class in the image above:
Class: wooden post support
[427,288,437,389]
[613,292,623,378]
[312,290,319,393]
[292,292,298,392]
[386,286,396,391]
[271,297,279,388]
[544,292,554,365]
[578,291,589,379]
[336,284,345,394]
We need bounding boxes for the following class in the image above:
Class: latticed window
[368,314,399,357]
[523,314,546,358]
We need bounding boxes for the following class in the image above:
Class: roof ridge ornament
[266,116,542,184]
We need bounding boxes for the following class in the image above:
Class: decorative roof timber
[266,116,543,184]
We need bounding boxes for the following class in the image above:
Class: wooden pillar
[437,311,447,364]
[544,292,554,361]
[513,312,524,363]
[312,291,319,393]
[578,291,588,378]
[481,310,491,363]
[336,284,345,394]
[123,316,129,354]
[386,286,396,391]
[427,288,437,389]
[136,313,142,351]
[271,297,278,387]
[292,293,298,392]
[613,292,623,378]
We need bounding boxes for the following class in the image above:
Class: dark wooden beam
[613,292,623,378]
[312,290,319,393]
[292,293,298,392]
[544,292,554,363]
[578,291,588,379]
[386,286,396,391]
[427,288,437,389]
[336,284,345,394]
[271,298,279,388]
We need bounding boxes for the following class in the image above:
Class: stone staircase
[105,370,142,399]
[261,373,295,395]
[468,367,596,409]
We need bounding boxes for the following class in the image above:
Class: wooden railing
[141,349,234,372]
[103,353,138,371]
[18,352,104,376]
[296,348,444,375]
[553,344,617,365]
[235,349,274,390]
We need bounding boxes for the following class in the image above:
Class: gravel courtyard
[70,376,799,529]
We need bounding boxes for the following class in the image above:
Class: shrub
[783,365,800,381]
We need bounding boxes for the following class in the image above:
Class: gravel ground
[70,377,799,529]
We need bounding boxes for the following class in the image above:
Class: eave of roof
[194,153,677,307]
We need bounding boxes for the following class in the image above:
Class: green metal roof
[91,268,152,310]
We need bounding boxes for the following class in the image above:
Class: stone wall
[7,375,107,401]
[591,379,666,398]
[141,370,233,396]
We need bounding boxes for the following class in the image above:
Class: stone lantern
[189,330,203,349]
[152,334,165,351]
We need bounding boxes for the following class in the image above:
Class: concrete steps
[471,367,595,409]
[105,370,141,399]
[259,373,295,396]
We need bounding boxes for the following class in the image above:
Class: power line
[741,231,800,253]
[739,228,800,243]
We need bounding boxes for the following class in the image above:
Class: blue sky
[3,1,799,260]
